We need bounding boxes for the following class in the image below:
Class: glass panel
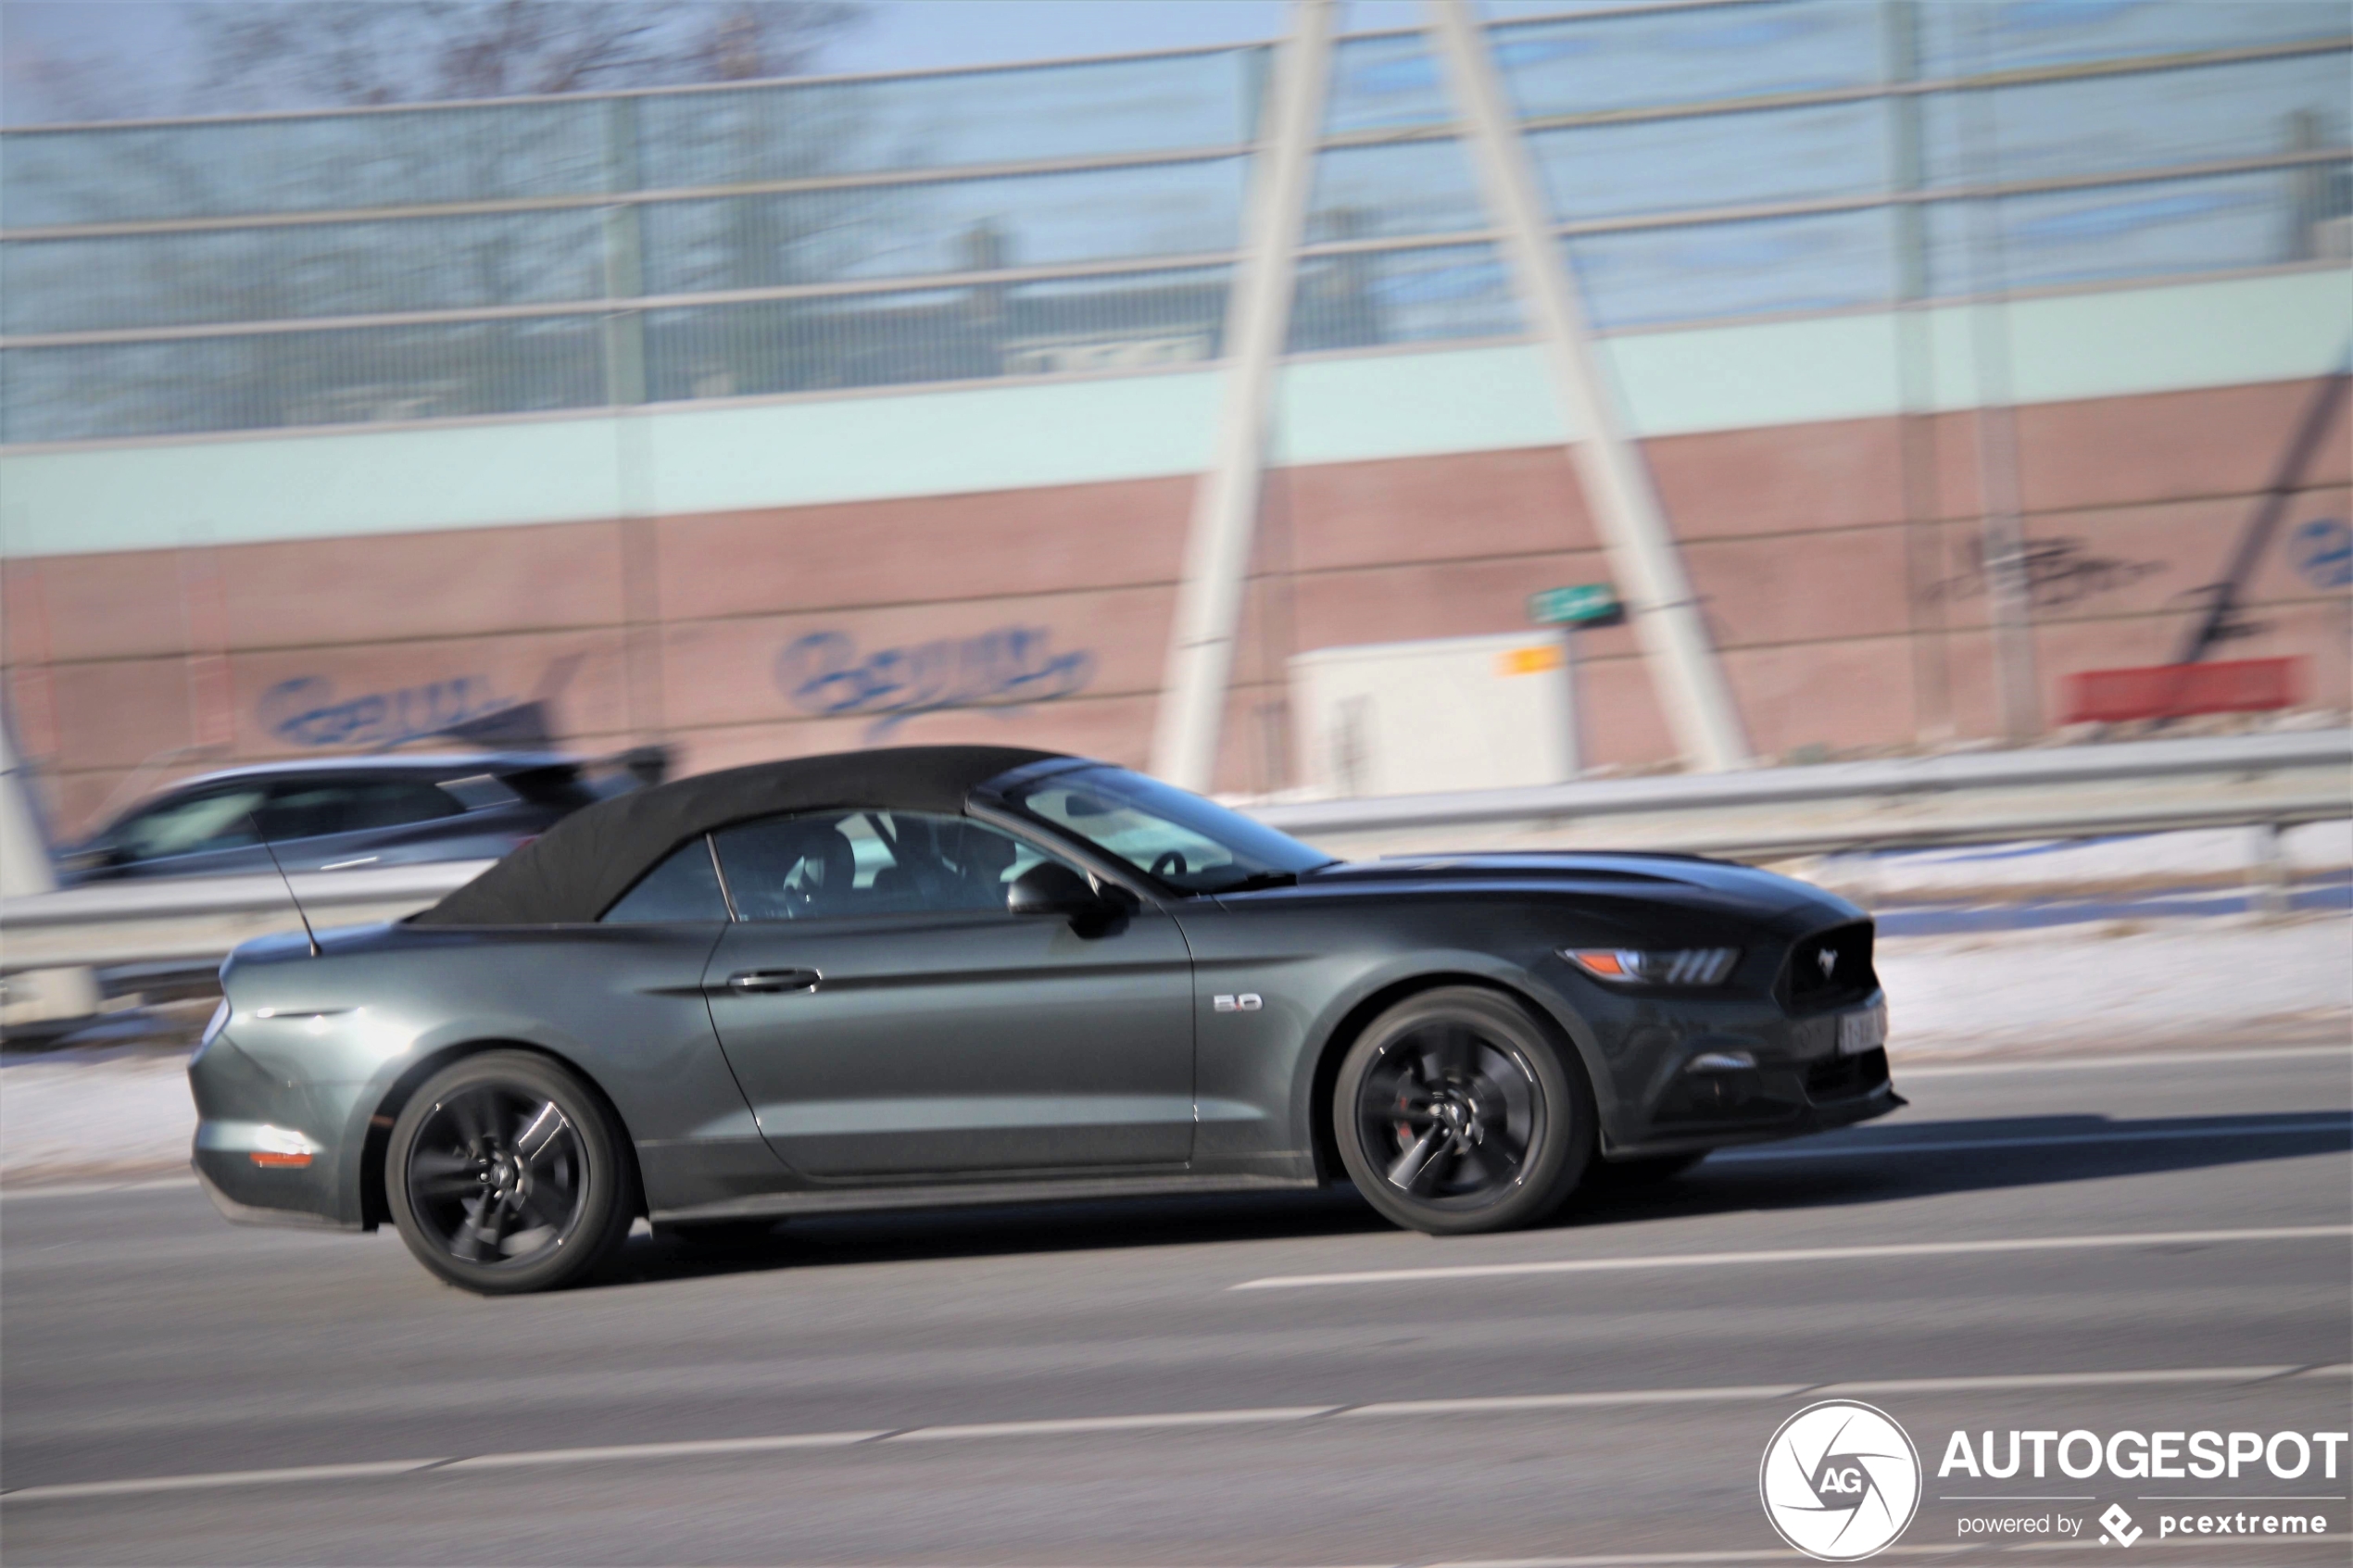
[1005,764,1328,896]
[1566,210,1894,329]
[1324,33,1452,133]
[1924,167,2342,295]
[0,102,610,226]
[1916,0,2347,78]
[1305,141,1486,241]
[635,50,1261,188]
[602,839,730,923]
[643,266,1228,401]
[262,780,459,840]
[3,211,610,333]
[712,810,1043,919]
[1289,243,1519,351]
[113,784,269,861]
[1919,53,2353,186]
[639,159,1245,293]
[1530,100,1891,221]
[1,317,607,443]
[1494,1,1886,120]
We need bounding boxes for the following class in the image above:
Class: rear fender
[343,1015,620,1230]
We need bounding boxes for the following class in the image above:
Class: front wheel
[386,1050,635,1295]
[1333,986,1593,1236]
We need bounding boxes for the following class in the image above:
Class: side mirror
[1007,861,1123,931]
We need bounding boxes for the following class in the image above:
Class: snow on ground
[1,1047,203,1183]
[1879,910,2350,1056]
[1,912,2346,1185]
[1789,821,2352,902]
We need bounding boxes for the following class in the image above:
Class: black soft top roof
[412,745,1066,926]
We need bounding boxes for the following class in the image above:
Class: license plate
[1838,1001,1887,1056]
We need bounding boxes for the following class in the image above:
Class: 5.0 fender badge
[1212,993,1264,1012]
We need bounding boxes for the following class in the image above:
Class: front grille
[1806,1047,1889,1102]
[1780,922,1877,1013]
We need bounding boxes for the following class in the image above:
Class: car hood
[1273,851,1848,922]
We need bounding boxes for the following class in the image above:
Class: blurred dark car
[59,754,625,884]
[191,745,1899,1296]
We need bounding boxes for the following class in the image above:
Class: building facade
[3,1,2348,833]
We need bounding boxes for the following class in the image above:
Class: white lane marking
[5,1459,440,1500]
[4,1365,2344,1505]
[1708,1118,2351,1162]
[1342,1385,1811,1418]
[887,1405,1340,1442]
[1419,1538,2353,1568]
[1895,1044,2353,1077]
[1229,1224,2353,1291]
[1822,1365,2325,1396]
[0,1176,197,1202]
[444,1431,887,1470]
[1340,1365,2338,1422]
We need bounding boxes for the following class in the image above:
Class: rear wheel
[386,1051,635,1295]
[1333,986,1592,1236]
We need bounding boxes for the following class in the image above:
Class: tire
[1332,986,1594,1236]
[386,1050,635,1295]
[1592,1151,1705,1187]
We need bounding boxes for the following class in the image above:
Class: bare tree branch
[182,0,862,112]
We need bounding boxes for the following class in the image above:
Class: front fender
[1282,949,1617,1164]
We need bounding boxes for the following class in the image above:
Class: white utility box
[1290,632,1575,798]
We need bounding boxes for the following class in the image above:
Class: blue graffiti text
[260,675,517,749]
[777,628,1093,738]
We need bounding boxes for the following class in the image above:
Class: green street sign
[1529,583,1623,627]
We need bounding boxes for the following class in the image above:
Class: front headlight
[198,998,230,1048]
[1565,947,1739,987]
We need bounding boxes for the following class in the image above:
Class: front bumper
[1602,1066,1904,1160]
[1584,986,1906,1160]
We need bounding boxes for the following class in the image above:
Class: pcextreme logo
[1760,1400,1924,1561]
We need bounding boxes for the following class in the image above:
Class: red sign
[2062,659,2300,724]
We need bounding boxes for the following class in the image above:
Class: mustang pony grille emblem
[1817,949,1839,976]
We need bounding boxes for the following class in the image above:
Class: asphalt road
[4,1044,2348,1566]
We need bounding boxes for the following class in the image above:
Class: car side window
[712,809,1046,921]
[600,838,731,922]
[261,779,460,841]
[112,784,271,862]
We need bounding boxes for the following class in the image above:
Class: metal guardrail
[0,733,2346,973]
[0,861,489,972]
[1252,731,2353,853]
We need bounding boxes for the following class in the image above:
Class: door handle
[720,968,821,995]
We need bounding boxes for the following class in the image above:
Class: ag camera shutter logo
[1760,1400,1923,1561]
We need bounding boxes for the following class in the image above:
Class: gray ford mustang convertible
[191,745,1899,1294]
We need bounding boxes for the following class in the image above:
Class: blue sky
[0,1,1584,125]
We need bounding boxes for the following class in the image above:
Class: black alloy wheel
[1333,986,1592,1235]
[386,1051,635,1295]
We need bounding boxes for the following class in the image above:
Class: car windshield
[1005,765,1333,895]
